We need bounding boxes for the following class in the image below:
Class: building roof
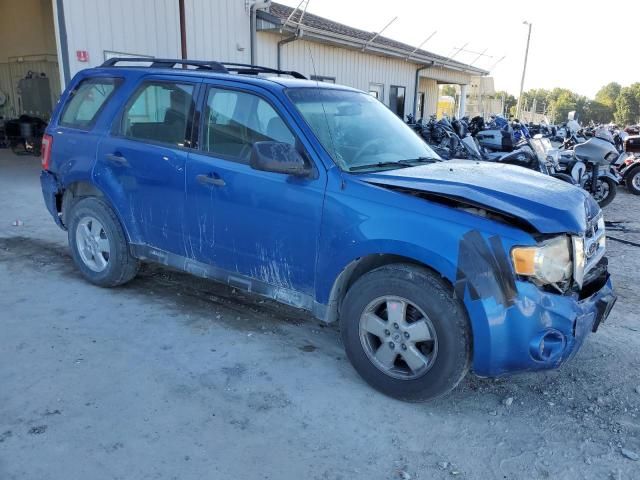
[259,3,488,76]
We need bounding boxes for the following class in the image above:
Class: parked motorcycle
[556,130,621,207]
[613,135,640,195]
[483,135,574,184]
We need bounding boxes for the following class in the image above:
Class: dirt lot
[0,149,639,480]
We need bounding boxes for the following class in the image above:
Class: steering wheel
[353,137,386,164]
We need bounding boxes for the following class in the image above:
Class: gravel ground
[0,149,639,480]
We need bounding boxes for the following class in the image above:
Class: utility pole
[515,21,532,119]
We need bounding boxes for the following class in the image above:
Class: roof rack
[100,57,306,79]
[101,57,228,73]
[220,62,306,79]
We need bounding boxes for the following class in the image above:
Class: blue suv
[40,58,616,401]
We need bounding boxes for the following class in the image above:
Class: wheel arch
[60,181,105,226]
[324,253,459,324]
[60,181,137,243]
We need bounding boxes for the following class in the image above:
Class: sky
[275,0,639,98]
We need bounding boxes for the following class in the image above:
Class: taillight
[41,133,53,170]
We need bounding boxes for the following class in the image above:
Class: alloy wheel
[76,216,110,272]
[358,296,438,380]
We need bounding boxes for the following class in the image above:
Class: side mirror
[249,141,311,177]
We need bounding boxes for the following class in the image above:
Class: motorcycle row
[406,114,640,208]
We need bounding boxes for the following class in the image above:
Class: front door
[185,83,326,296]
[95,77,198,254]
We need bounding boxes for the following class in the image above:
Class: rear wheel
[340,264,471,402]
[626,167,640,195]
[67,197,139,287]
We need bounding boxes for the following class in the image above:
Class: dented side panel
[315,169,535,306]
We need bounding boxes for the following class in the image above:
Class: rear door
[49,75,123,175]
[94,76,199,254]
[184,82,326,295]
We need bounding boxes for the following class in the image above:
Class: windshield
[529,137,551,164]
[286,88,440,171]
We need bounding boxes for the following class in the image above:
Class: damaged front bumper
[40,170,64,229]
[468,262,616,377]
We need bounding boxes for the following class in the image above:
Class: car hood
[356,160,595,234]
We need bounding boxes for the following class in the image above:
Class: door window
[120,81,195,147]
[389,85,406,117]
[59,77,122,129]
[202,88,295,163]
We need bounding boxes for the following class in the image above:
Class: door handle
[196,174,226,187]
[105,153,129,166]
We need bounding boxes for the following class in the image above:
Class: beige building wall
[0,0,57,62]
[0,0,59,116]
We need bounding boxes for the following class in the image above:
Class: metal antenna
[469,48,489,66]
[295,0,311,32]
[281,0,308,33]
[362,16,398,52]
[405,31,437,61]
[487,55,506,72]
[439,42,468,68]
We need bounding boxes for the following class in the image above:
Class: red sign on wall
[76,50,89,62]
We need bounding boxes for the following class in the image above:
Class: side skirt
[130,244,329,321]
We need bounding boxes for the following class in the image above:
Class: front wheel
[625,167,640,195]
[588,176,617,208]
[340,264,471,402]
[550,172,577,185]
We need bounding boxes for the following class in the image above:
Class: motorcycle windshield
[529,139,548,164]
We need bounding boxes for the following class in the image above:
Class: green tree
[552,91,578,123]
[614,87,639,125]
[595,82,622,109]
[494,90,516,116]
[440,85,457,97]
[582,100,613,124]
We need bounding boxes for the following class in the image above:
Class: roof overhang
[257,12,488,76]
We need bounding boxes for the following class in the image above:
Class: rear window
[59,77,122,129]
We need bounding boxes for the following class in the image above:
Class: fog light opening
[530,330,566,362]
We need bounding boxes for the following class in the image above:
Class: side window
[202,87,295,163]
[59,77,122,129]
[121,81,195,147]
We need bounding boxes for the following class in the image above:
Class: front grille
[583,213,606,278]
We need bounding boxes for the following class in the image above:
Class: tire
[67,197,139,287]
[591,176,617,208]
[625,167,640,195]
[340,264,471,402]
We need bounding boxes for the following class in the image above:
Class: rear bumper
[469,265,616,377]
[40,170,64,229]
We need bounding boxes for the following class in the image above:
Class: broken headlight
[511,236,573,286]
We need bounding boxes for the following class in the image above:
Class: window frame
[112,78,199,150]
[58,76,123,131]
[389,84,406,118]
[368,82,384,101]
[196,84,301,166]
[310,75,336,84]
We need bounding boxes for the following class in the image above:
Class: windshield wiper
[349,157,439,172]
[401,156,441,164]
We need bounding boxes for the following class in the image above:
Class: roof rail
[221,62,306,79]
[100,57,307,79]
[100,57,228,73]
